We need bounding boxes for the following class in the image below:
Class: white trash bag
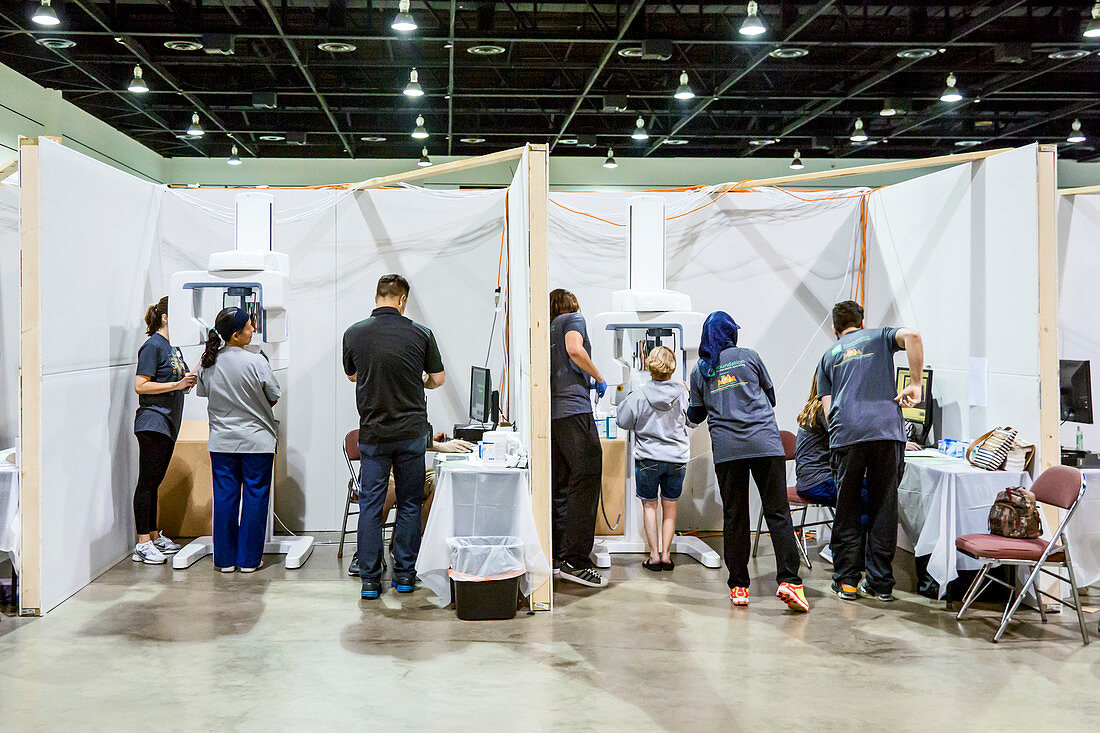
[447,536,525,582]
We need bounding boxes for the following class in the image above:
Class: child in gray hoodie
[616,346,692,571]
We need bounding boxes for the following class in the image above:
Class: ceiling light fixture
[391,0,417,32]
[769,47,808,59]
[127,65,149,94]
[227,145,242,165]
[603,148,618,169]
[418,147,432,167]
[403,68,424,97]
[617,46,644,58]
[879,99,897,117]
[164,39,204,51]
[459,137,486,144]
[186,112,204,137]
[317,41,357,53]
[467,44,506,55]
[1068,119,1087,143]
[662,139,689,145]
[940,72,963,102]
[1048,49,1090,60]
[412,115,429,139]
[32,0,60,26]
[849,117,868,143]
[259,134,285,141]
[790,150,804,170]
[954,140,981,147]
[739,1,766,36]
[895,48,937,60]
[359,136,386,142]
[631,116,649,140]
[1085,3,1100,38]
[36,37,75,49]
[674,71,695,100]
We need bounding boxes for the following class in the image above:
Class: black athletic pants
[715,457,802,589]
[831,440,904,593]
[134,431,175,535]
[550,413,603,567]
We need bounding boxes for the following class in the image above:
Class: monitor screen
[1060,359,1093,424]
[896,367,934,425]
[470,366,491,423]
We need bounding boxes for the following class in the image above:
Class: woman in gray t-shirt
[196,307,282,573]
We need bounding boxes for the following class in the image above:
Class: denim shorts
[634,458,687,501]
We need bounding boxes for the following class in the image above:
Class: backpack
[987,486,1042,539]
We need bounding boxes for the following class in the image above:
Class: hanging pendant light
[1085,3,1100,38]
[186,112,204,137]
[674,71,695,100]
[790,150,804,170]
[127,65,149,93]
[227,145,242,165]
[631,116,649,140]
[603,148,618,169]
[1068,119,1087,143]
[940,73,963,103]
[849,117,868,142]
[879,99,897,117]
[33,0,60,26]
[411,115,429,139]
[417,147,432,167]
[392,0,417,32]
[739,1,766,36]
[403,68,424,97]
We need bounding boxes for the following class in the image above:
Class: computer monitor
[470,366,491,424]
[1060,359,1093,424]
[896,367,934,444]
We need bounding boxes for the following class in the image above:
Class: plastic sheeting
[1057,192,1100,449]
[0,182,18,448]
[447,536,525,581]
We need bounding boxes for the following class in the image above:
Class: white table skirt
[416,461,551,604]
[0,464,20,569]
[897,456,1031,598]
[1066,469,1100,587]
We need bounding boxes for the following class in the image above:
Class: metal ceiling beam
[254,0,355,157]
[549,0,646,151]
[0,6,206,157]
[758,0,1028,154]
[66,0,256,157]
[644,0,834,155]
[447,0,456,155]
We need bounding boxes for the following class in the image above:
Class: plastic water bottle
[1077,426,1085,452]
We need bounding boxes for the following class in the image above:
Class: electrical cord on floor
[598,483,622,531]
[273,512,298,537]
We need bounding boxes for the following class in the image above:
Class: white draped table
[0,463,19,569]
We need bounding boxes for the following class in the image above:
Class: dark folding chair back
[780,430,797,462]
[344,430,360,462]
[1030,465,1084,510]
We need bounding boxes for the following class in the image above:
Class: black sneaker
[858,579,896,602]
[558,562,607,588]
[361,579,382,599]
[347,552,359,577]
[392,574,416,593]
[831,580,858,601]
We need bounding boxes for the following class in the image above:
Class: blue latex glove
[594,380,607,399]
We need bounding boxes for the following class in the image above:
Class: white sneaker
[218,565,237,573]
[152,535,181,554]
[238,561,262,574]
[131,541,167,565]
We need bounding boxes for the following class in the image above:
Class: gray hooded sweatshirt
[616,378,691,463]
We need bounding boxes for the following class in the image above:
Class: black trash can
[447,536,525,621]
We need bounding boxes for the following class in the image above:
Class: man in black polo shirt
[343,274,445,600]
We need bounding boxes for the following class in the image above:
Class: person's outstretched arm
[565,330,603,384]
[894,328,924,407]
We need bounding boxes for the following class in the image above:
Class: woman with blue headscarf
[688,312,808,612]
[197,307,282,573]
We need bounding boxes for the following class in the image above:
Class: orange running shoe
[777,582,810,613]
[730,586,750,606]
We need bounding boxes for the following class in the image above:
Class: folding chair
[337,430,361,559]
[752,430,835,570]
[954,465,1089,645]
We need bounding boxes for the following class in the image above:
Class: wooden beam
[1058,184,1100,196]
[721,148,1015,192]
[1037,144,1060,473]
[18,137,42,616]
[353,147,527,191]
[0,155,17,182]
[525,143,553,611]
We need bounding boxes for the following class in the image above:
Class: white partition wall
[0,182,18,447]
[865,145,1043,447]
[1058,191,1100,449]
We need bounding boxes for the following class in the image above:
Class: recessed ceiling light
[259,134,285,141]
[36,37,75,49]
[617,46,644,58]
[164,39,204,51]
[558,137,579,145]
[467,44,506,55]
[954,140,981,147]
[1048,49,1091,60]
[896,48,937,60]
[748,138,779,146]
[769,47,808,59]
[662,139,689,145]
[360,136,387,142]
[317,41,356,53]
[459,137,486,144]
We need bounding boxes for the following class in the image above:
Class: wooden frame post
[18,137,42,616]
[525,144,552,610]
[1037,144,1060,472]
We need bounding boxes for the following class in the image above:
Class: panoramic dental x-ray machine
[168,192,314,569]
[591,197,721,568]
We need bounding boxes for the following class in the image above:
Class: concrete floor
[1,541,1098,732]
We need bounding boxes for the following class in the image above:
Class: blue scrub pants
[210,452,274,570]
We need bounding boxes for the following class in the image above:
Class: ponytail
[145,296,169,336]
[201,307,252,368]
[200,328,222,369]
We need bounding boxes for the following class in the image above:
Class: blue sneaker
[361,579,382,599]
[392,575,416,593]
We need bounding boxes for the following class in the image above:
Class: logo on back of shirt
[710,372,746,394]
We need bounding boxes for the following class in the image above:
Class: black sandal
[661,559,675,571]
[642,559,663,572]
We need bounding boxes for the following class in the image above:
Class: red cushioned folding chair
[954,465,1089,645]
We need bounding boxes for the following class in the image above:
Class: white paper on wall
[969,357,989,407]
